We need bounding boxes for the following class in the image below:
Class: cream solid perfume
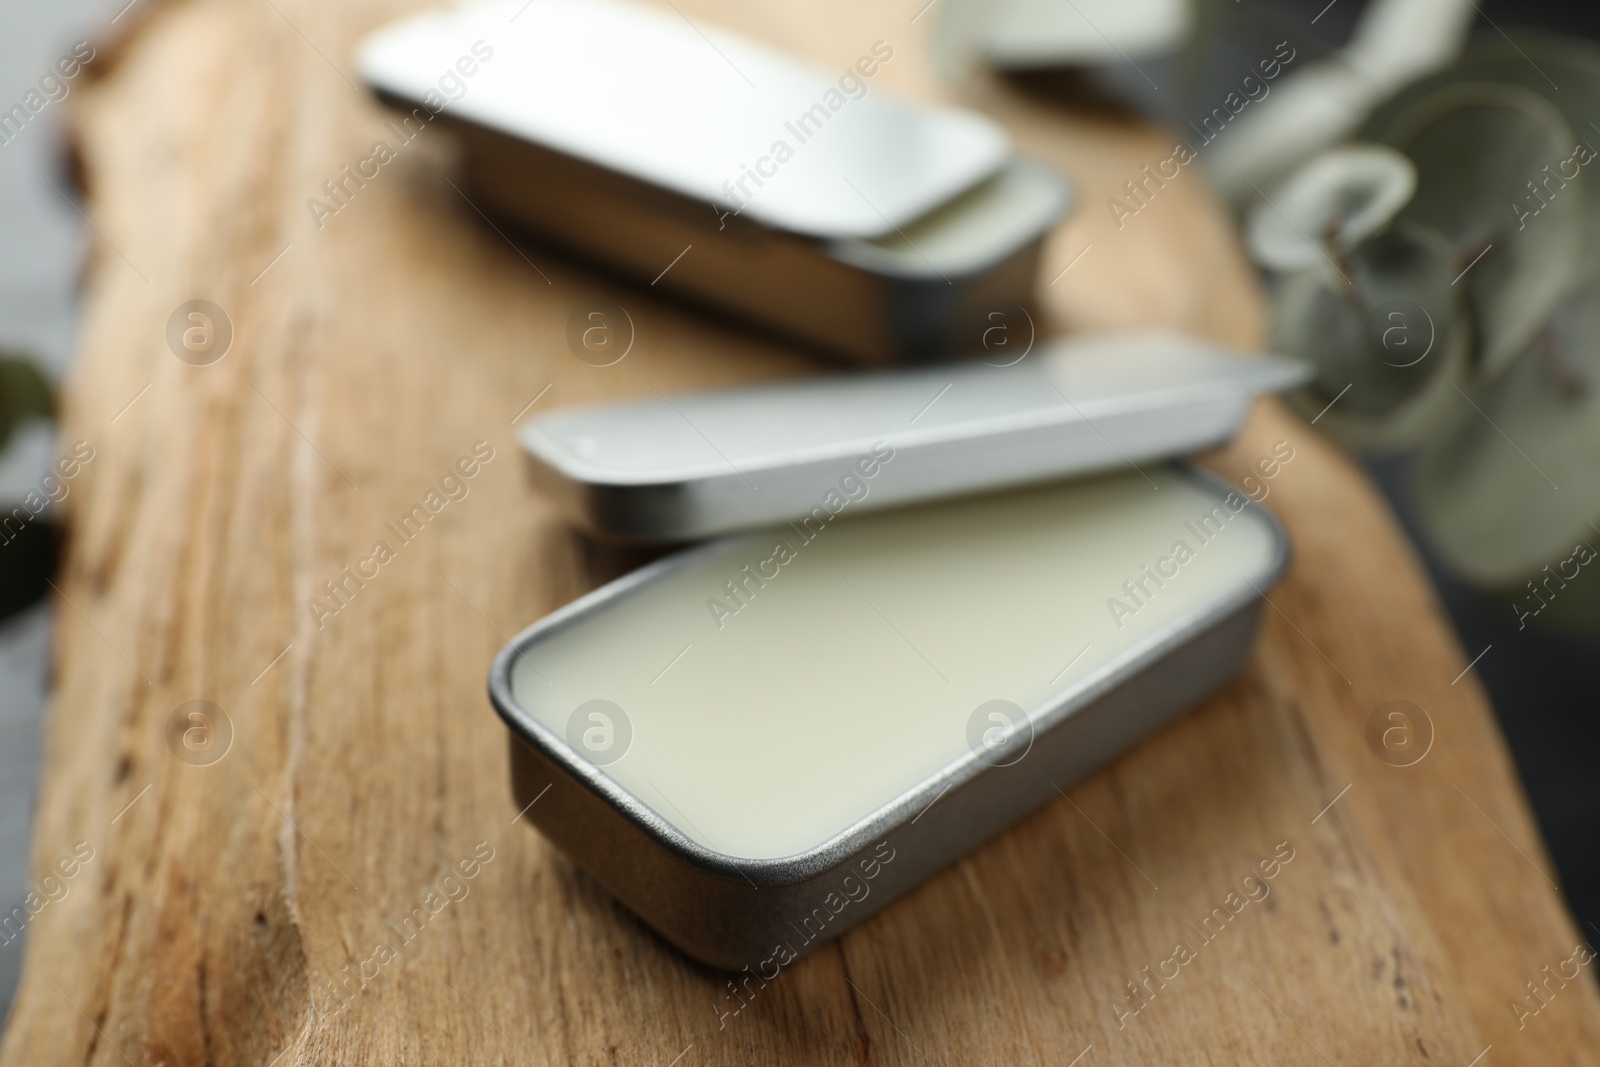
[491,466,1287,966]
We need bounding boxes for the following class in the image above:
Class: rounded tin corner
[485,463,1297,918]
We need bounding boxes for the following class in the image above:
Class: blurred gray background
[0,0,117,1020]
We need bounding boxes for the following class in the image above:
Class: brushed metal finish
[519,332,1311,541]
[488,467,1291,968]
[358,0,1010,239]
[447,127,1066,362]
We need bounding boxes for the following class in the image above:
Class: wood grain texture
[4,0,1597,1063]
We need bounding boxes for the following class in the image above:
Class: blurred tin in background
[359,0,1071,363]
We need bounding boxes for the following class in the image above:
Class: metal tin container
[358,0,1070,362]
[446,141,1067,362]
[489,466,1289,968]
[519,330,1310,540]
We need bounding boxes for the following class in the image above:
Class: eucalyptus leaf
[1412,269,1600,588]
[0,352,54,452]
[1207,62,1375,203]
[1364,34,1600,364]
[1341,0,1476,85]
[1362,32,1600,210]
[1277,222,1469,449]
[0,350,57,623]
[983,0,1189,70]
[1204,0,1475,200]
[1246,144,1416,272]
[1365,82,1583,379]
[0,518,55,624]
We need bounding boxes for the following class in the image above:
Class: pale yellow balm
[511,467,1278,860]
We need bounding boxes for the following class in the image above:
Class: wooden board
[4,0,1597,1063]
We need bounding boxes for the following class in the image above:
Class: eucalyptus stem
[1324,230,1367,317]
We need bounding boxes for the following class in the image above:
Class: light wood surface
[4,0,1597,1063]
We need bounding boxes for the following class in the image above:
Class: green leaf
[0,351,54,451]
[1412,269,1600,587]
[1364,81,1583,379]
[1246,144,1416,273]
[1277,222,1470,450]
[1363,32,1600,183]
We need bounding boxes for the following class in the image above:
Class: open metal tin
[489,465,1290,968]
[358,0,1070,362]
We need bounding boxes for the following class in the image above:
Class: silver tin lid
[358,0,1011,240]
[520,331,1312,540]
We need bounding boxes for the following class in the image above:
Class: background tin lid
[520,331,1312,541]
[358,0,1012,240]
